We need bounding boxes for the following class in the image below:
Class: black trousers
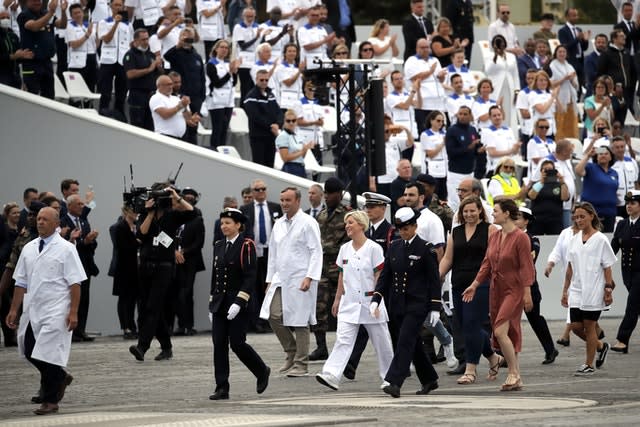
[137,261,174,352]
[117,292,139,332]
[209,107,233,148]
[24,323,66,404]
[128,89,154,131]
[176,262,199,330]
[55,35,67,84]
[616,270,640,345]
[249,135,276,167]
[212,308,267,390]
[74,278,91,336]
[98,62,127,115]
[22,60,54,99]
[0,282,16,345]
[248,254,269,329]
[385,312,438,388]
[524,283,555,356]
[182,97,203,144]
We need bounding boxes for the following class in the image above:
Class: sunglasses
[253,187,267,192]
[502,165,515,170]
[285,119,297,123]
[501,11,510,14]
[361,48,373,52]
[538,125,550,129]
[335,51,349,55]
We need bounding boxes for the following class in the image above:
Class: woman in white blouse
[483,35,519,131]
[274,43,304,112]
[549,45,579,140]
[316,210,394,391]
[368,19,399,61]
[528,70,559,136]
[421,110,448,201]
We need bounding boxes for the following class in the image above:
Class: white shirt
[259,20,291,60]
[416,207,445,246]
[527,135,556,178]
[404,55,445,111]
[443,65,476,93]
[204,58,235,109]
[232,21,260,68]
[446,93,474,124]
[567,231,616,311]
[252,200,274,256]
[66,21,96,68]
[98,17,131,65]
[488,19,518,49]
[547,226,576,270]
[335,239,388,324]
[297,23,328,66]
[482,125,517,171]
[378,136,408,184]
[124,0,161,25]
[528,90,556,135]
[515,87,533,135]
[275,61,302,109]
[197,0,225,41]
[471,97,497,130]
[421,129,447,178]
[149,92,186,137]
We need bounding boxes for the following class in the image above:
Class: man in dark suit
[558,8,590,97]
[372,207,441,398]
[304,184,325,219]
[402,0,433,60]
[584,33,609,97]
[240,179,282,332]
[17,187,38,232]
[323,0,355,51]
[443,0,474,61]
[60,194,99,342]
[517,39,542,89]
[598,29,633,111]
[172,188,206,336]
[614,2,640,110]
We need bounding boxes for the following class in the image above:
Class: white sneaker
[316,372,339,390]
[380,380,390,390]
[444,343,459,369]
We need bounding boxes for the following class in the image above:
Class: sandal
[487,355,504,381]
[456,373,477,385]
[500,374,523,391]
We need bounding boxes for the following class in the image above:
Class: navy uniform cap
[394,207,420,227]
[220,207,246,223]
[625,190,640,203]
[363,192,391,206]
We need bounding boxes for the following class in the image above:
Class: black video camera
[122,163,184,214]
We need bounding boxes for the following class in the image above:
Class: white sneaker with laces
[444,343,458,368]
[574,364,595,376]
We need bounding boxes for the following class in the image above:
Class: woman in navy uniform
[611,190,640,353]
[371,207,441,398]
[209,208,270,400]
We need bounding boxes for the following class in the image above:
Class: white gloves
[428,310,440,327]
[369,302,379,317]
[208,312,213,323]
[227,303,241,320]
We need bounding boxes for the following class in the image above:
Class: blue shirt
[581,162,619,217]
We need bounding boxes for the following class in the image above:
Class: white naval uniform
[319,239,393,381]
[417,207,446,247]
[260,210,323,327]
[567,231,617,311]
[13,233,87,367]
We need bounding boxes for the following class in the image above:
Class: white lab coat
[13,233,87,367]
[260,209,323,326]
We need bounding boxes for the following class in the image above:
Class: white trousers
[321,320,394,381]
[446,170,473,213]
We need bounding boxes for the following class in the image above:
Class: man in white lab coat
[260,186,322,377]
[6,207,86,416]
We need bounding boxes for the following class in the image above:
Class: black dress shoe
[209,389,229,400]
[31,388,43,404]
[57,373,73,401]
[343,363,356,380]
[154,349,173,361]
[416,381,439,395]
[257,366,270,394]
[447,362,466,375]
[308,346,328,361]
[542,349,559,365]
[382,384,401,398]
[556,338,570,347]
[81,333,94,342]
[173,328,187,336]
[33,403,59,415]
[187,328,197,336]
[129,345,145,361]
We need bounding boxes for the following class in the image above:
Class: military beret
[394,207,419,227]
[324,177,345,194]
[625,190,640,203]
[540,13,554,21]
[416,173,437,186]
[220,207,246,223]
[363,192,391,206]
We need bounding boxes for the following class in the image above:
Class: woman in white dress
[549,45,579,140]
[483,35,519,132]
[316,210,394,391]
[368,19,399,61]
[562,202,616,376]
[528,70,560,136]
[421,110,448,201]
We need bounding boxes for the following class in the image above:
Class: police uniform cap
[416,173,437,187]
[363,192,391,206]
[220,208,246,223]
[519,206,534,221]
[625,190,640,203]
[324,177,344,194]
[394,207,419,227]
[29,201,46,214]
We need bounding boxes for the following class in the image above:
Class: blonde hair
[344,210,370,230]
[370,19,389,38]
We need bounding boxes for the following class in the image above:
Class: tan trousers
[268,287,309,368]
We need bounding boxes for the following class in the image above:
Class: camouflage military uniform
[427,194,454,233]
[5,228,37,271]
[313,204,350,333]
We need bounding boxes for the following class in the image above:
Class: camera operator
[527,159,570,235]
[129,184,195,362]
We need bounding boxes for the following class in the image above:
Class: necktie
[225,241,232,255]
[312,208,317,218]
[573,26,582,56]
[258,203,267,244]
[368,226,373,238]
[39,239,44,253]
[75,217,81,230]
[417,16,427,37]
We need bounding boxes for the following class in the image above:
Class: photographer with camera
[129,184,196,362]
[528,159,570,235]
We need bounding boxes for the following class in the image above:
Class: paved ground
[1,318,639,426]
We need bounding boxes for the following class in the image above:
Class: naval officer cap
[394,207,420,227]
[219,207,246,223]
[625,190,640,203]
[363,192,391,206]
[518,206,534,221]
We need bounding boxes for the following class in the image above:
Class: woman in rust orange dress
[462,199,535,391]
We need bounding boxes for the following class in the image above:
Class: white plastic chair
[229,107,249,135]
[630,137,640,154]
[304,150,335,175]
[62,71,100,107]
[548,39,561,54]
[53,73,70,102]
[477,40,492,69]
[197,122,212,146]
[565,137,583,158]
[468,70,486,96]
[216,145,242,159]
